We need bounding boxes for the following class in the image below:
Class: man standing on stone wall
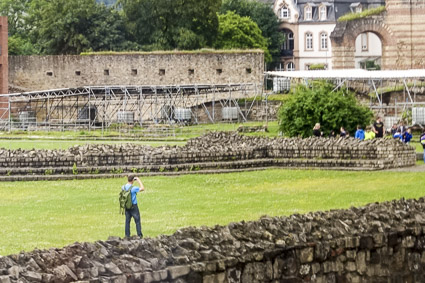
[373,117,384,138]
[122,175,145,238]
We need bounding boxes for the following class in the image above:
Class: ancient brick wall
[0,197,424,282]
[0,16,8,119]
[331,0,425,70]
[0,132,416,179]
[8,51,264,92]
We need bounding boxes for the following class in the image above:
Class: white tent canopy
[266,69,425,80]
[266,69,425,106]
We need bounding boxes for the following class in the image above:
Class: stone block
[359,236,374,249]
[226,268,241,283]
[346,250,356,259]
[355,251,366,274]
[203,272,226,283]
[311,263,321,275]
[168,265,191,280]
[299,248,314,263]
[402,236,416,248]
[299,264,310,276]
[345,261,356,272]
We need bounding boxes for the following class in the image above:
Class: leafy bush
[338,6,386,22]
[308,64,326,70]
[278,81,373,137]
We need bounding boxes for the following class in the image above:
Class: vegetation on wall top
[80,49,265,56]
[338,6,386,22]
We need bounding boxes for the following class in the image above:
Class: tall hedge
[278,81,373,137]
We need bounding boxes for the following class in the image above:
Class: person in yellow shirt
[364,126,375,140]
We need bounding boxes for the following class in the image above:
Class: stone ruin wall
[0,132,416,181]
[331,0,425,70]
[1,196,425,282]
[8,51,264,92]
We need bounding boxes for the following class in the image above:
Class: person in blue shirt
[402,128,412,144]
[420,129,425,163]
[354,125,365,140]
[122,175,145,238]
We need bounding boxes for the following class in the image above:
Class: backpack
[421,135,425,145]
[119,185,133,214]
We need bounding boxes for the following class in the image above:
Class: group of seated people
[312,118,413,144]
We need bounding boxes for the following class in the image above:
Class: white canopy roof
[266,69,425,80]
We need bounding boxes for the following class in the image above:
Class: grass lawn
[0,121,279,150]
[0,169,424,256]
[0,121,279,141]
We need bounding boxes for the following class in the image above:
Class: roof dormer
[279,4,291,19]
[304,4,312,21]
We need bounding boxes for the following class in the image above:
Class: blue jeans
[423,151,425,163]
[125,204,143,238]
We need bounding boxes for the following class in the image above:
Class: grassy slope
[1,169,424,256]
[0,121,279,150]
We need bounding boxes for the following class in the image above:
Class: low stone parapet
[0,132,416,180]
[0,197,424,282]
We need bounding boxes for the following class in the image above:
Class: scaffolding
[266,69,425,126]
[0,84,263,132]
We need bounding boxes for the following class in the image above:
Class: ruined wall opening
[355,32,383,70]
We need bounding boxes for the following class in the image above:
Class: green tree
[214,11,271,61]
[0,0,30,36]
[278,81,373,138]
[28,0,131,54]
[8,35,36,55]
[119,0,221,50]
[0,0,37,54]
[221,0,283,65]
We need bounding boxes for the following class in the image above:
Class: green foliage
[119,0,221,50]
[72,163,78,175]
[28,0,132,54]
[110,168,123,174]
[278,81,373,137]
[308,64,326,70]
[89,168,100,174]
[365,60,381,70]
[338,6,386,22]
[220,0,284,64]
[80,49,262,56]
[96,0,116,5]
[402,109,412,125]
[214,11,271,62]
[0,0,30,36]
[44,169,53,175]
[8,35,36,55]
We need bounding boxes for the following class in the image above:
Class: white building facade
[273,0,385,71]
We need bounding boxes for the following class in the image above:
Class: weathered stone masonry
[0,132,416,181]
[331,0,425,70]
[8,51,264,92]
[1,197,425,282]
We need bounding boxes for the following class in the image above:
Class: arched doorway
[330,17,395,69]
[355,32,382,69]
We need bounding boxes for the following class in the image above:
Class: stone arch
[331,16,396,69]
